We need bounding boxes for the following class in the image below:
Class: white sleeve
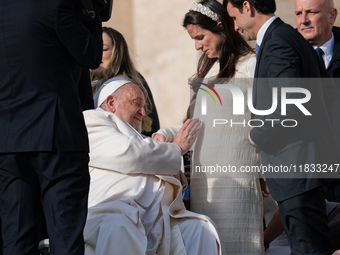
[84,110,182,176]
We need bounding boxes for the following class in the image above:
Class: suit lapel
[254,17,283,78]
[328,27,340,70]
[253,18,284,110]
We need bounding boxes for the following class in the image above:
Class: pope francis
[82,77,224,255]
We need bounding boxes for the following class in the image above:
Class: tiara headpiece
[189,3,220,22]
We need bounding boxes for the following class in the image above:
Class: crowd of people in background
[0,0,339,254]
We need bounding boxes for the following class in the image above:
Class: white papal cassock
[83,108,224,255]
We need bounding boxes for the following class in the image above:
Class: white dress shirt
[313,33,335,69]
[256,15,278,47]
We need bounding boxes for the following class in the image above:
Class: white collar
[312,33,335,68]
[256,16,278,47]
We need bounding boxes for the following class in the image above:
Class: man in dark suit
[295,0,340,202]
[0,219,2,255]
[0,0,102,254]
[225,0,339,254]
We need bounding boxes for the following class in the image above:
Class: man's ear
[330,8,338,25]
[243,1,250,12]
[243,1,255,17]
[106,95,116,113]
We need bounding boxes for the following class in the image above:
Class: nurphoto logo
[198,82,222,115]
[195,79,313,128]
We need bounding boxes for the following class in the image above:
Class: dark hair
[224,0,276,15]
[183,0,253,79]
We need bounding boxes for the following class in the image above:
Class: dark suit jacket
[251,18,339,201]
[0,0,102,153]
[328,27,340,77]
[329,27,340,152]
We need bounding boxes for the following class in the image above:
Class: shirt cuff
[248,132,256,146]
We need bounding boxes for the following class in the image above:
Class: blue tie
[255,44,259,55]
[315,47,325,69]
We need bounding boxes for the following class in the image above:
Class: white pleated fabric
[190,54,264,255]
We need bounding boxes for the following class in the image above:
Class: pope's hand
[152,134,166,142]
[173,118,201,155]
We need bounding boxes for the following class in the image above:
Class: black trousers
[0,152,90,255]
[278,185,333,255]
[0,218,2,255]
[329,204,340,250]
